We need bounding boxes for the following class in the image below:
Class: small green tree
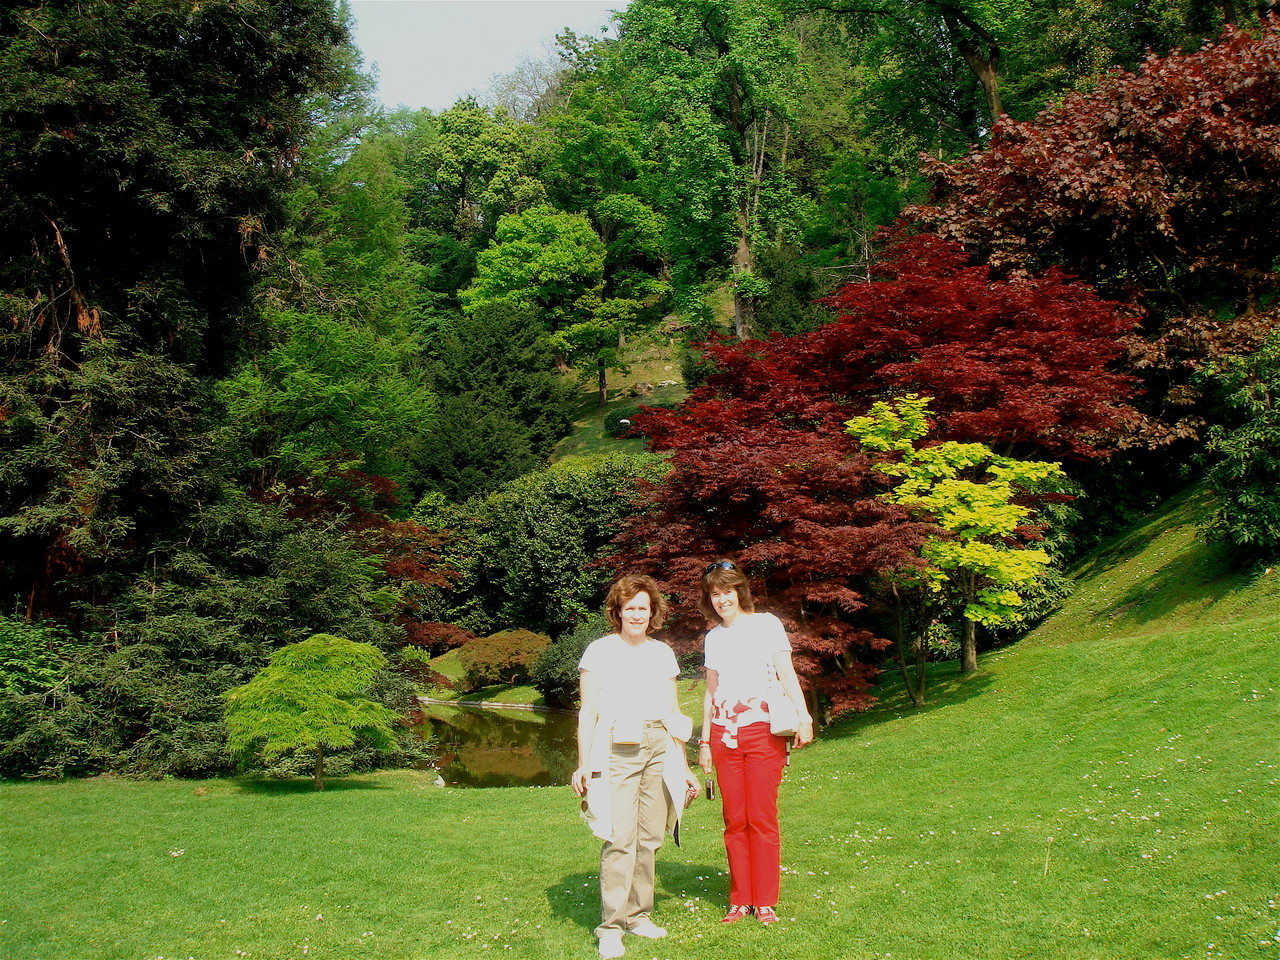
[223,634,400,790]
[1202,333,1280,561]
[848,395,1064,690]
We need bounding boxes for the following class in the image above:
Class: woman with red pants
[697,560,813,925]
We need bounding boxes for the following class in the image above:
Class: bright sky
[348,1,628,113]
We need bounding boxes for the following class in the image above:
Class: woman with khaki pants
[573,574,699,959]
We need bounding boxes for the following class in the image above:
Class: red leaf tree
[915,26,1280,437]
[616,234,1138,716]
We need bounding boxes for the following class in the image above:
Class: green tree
[848,395,1064,684]
[461,205,645,403]
[0,0,354,616]
[224,633,400,790]
[461,205,606,336]
[616,0,805,338]
[1202,332,1280,560]
[221,107,438,497]
[403,99,546,305]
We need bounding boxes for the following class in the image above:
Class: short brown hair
[698,560,755,621]
[605,574,669,632]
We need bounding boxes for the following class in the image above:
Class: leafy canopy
[223,634,400,788]
[849,394,1063,629]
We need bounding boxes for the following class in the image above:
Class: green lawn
[2,490,1277,959]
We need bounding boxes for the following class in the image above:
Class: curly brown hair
[605,574,669,632]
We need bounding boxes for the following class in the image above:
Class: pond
[415,701,579,788]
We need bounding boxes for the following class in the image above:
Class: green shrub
[456,628,551,693]
[0,617,66,695]
[1202,333,1280,560]
[419,453,670,638]
[530,614,610,710]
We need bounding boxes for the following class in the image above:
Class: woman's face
[709,586,740,623]
[619,591,653,638]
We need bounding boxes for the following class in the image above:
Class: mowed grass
[2,490,1277,960]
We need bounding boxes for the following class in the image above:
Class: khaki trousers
[596,723,667,936]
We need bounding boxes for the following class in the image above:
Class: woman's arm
[698,668,718,774]
[666,678,701,790]
[572,669,601,796]
[773,651,815,748]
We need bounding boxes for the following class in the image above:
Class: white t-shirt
[579,633,678,723]
[705,612,791,701]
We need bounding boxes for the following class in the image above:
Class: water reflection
[415,702,578,788]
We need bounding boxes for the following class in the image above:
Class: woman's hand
[698,741,713,774]
[792,719,815,749]
[571,766,590,797]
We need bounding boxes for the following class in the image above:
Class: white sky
[348,1,628,113]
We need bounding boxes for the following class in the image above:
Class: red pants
[710,721,789,907]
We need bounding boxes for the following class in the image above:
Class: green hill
[0,488,1275,959]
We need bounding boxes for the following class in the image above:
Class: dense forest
[2,0,1278,777]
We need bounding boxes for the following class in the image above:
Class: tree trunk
[960,616,978,674]
[938,4,1004,124]
[313,747,325,790]
[890,584,926,706]
[733,211,755,340]
[597,360,608,407]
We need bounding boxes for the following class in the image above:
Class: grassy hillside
[551,334,687,462]
[1,489,1276,959]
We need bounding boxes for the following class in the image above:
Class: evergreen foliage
[224,633,401,790]
[0,0,354,614]
[415,300,574,501]
[1202,332,1280,560]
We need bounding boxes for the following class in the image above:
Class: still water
[415,701,578,788]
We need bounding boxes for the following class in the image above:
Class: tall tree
[403,98,546,288]
[0,0,353,617]
[916,27,1280,443]
[414,300,573,502]
[220,111,437,496]
[615,0,805,338]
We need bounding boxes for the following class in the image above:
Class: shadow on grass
[1100,538,1263,626]
[1066,486,1268,631]
[546,860,723,934]
[822,660,995,742]
[232,776,395,796]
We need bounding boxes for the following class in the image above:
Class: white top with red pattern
[704,612,791,748]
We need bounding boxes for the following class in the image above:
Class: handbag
[767,684,801,738]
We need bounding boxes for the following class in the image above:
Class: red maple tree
[617,233,1139,716]
[915,26,1280,438]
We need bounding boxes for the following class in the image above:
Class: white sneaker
[628,919,667,939]
[598,930,625,959]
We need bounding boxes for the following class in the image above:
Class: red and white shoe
[721,904,753,924]
[755,906,780,925]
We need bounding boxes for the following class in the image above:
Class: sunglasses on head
[703,561,737,575]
